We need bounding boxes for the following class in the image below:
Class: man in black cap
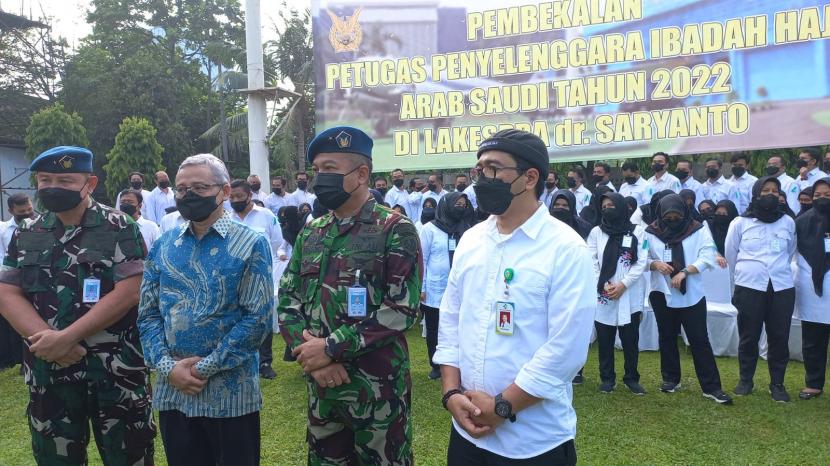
[434,129,594,465]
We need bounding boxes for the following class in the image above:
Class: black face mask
[551,207,570,222]
[421,207,436,223]
[448,205,466,220]
[428,183,438,192]
[176,191,219,222]
[712,214,731,224]
[663,218,684,231]
[675,170,689,180]
[812,197,830,215]
[700,210,714,221]
[120,204,138,217]
[756,194,778,212]
[13,214,31,223]
[456,183,468,192]
[297,180,308,190]
[796,159,809,169]
[652,163,665,173]
[158,180,170,189]
[566,177,577,188]
[601,208,617,221]
[732,167,746,178]
[376,187,387,197]
[706,168,720,179]
[393,179,404,188]
[38,186,86,213]
[130,181,143,190]
[545,181,557,190]
[592,174,604,184]
[272,187,283,195]
[313,167,360,210]
[250,183,261,192]
[473,174,524,215]
[231,200,249,213]
[800,203,813,214]
[765,166,781,176]
[624,176,637,185]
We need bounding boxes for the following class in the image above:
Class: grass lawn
[2,328,830,465]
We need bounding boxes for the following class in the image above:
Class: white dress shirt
[540,187,559,209]
[144,187,176,224]
[645,227,717,308]
[408,191,425,224]
[700,176,732,203]
[462,184,478,210]
[135,216,160,252]
[777,173,801,214]
[727,173,758,214]
[418,222,451,308]
[619,177,649,206]
[724,215,796,292]
[264,192,290,216]
[287,189,317,208]
[231,205,285,286]
[570,185,593,213]
[679,176,704,202]
[0,219,16,260]
[159,210,185,234]
[251,190,268,203]
[115,189,152,218]
[384,186,410,212]
[644,172,681,203]
[596,181,617,193]
[425,189,448,206]
[434,204,594,459]
[795,253,830,324]
[588,225,648,326]
[798,168,829,191]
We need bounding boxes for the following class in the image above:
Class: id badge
[495,301,515,336]
[662,248,673,263]
[83,278,101,303]
[448,238,457,251]
[770,239,782,253]
[622,235,633,248]
[825,237,830,253]
[347,286,367,318]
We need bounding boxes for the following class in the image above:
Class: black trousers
[422,304,439,371]
[259,331,273,367]
[649,292,722,393]
[448,426,576,466]
[595,312,641,384]
[159,410,260,466]
[732,283,795,385]
[802,321,830,390]
[0,314,22,369]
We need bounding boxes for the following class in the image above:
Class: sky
[1,0,311,49]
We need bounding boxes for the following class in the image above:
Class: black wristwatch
[324,337,336,360]
[494,393,516,423]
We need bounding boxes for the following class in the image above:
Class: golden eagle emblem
[335,131,352,149]
[327,8,363,53]
[57,155,74,169]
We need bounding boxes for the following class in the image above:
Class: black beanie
[476,129,549,181]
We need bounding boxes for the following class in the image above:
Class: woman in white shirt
[588,193,648,395]
[419,192,474,380]
[645,194,732,404]
[725,176,796,402]
[796,177,830,400]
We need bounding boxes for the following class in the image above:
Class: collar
[179,210,233,240]
[706,176,726,185]
[325,197,377,228]
[733,173,749,181]
[486,203,548,242]
[807,168,821,177]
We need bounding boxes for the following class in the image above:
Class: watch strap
[442,389,463,410]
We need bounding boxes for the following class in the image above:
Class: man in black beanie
[434,129,595,465]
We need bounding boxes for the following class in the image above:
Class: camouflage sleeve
[277,230,308,352]
[113,218,146,282]
[0,227,22,286]
[327,220,423,361]
[136,243,176,378]
[195,235,274,378]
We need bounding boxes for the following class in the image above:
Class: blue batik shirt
[138,211,274,417]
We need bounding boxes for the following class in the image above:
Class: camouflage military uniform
[0,199,155,465]
[279,197,422,466]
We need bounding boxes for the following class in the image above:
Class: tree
[0,13,69,102]
[24,103,89,160]
[103,117,164,199]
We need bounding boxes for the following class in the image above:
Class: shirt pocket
[511,270,549,313]
[298,260,321,304]
[741,232,765,253]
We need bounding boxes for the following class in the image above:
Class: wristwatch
[494,393,516,423]
[324,337,336,360]
[679,267,690,275]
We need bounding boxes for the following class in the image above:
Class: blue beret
[30,146,93,174]
[307,126,372,164]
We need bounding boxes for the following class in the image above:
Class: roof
[0,10,47,31]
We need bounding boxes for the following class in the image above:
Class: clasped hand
[446,391,505,439]
[28,329,86,368]
[293,329,350,389]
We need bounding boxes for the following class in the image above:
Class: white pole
[245,0,270,182]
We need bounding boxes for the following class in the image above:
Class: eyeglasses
[473,166,524,180]
[174,183,224,196]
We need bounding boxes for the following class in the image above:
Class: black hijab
[679,189,703,222]
[798,187,814,217]
[796,177,830,296]
[433,192,475,264]
[279,205,302,246]
[392,204,408,217]
[597,193,638,293]
[624,196,638,218]
[698,200,716,223]
[550,190,592,239]
[420,197,437,224]
[708,200,738,255]
[580,186,613,227]
[641,189,674,225]
[743,176,785,223]
[646,194,704,294]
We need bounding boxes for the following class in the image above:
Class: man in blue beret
[278,126,423,465]
[0,146,156,465]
